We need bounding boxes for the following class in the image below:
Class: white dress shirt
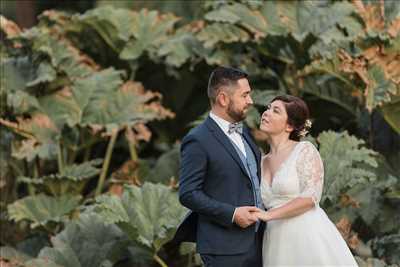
[209,112,246,157]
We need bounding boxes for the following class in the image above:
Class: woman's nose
[262,109,269,117]
[262,110,268,118]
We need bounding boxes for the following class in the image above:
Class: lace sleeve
[296,141,324,206]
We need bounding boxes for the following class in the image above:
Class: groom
[176,67,264,266]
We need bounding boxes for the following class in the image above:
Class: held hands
[234,206,273,228]
[233,206,260,228]
[253,210,271,222]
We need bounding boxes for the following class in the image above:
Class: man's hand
[233,206,261,228]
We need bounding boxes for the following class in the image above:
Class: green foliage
[1,214,123,267]
[0,246,33,263]
[371,233,400,265]
[318,130,378,205]
[32,213,123,267]
[93,183,187,265]
[24,259,63,267]
[138,144,180,184]
[7,194,81,229]
[1,8,176,238]
[197,23,250,48]
[68,6,192,74]
[179,242,203,267]
[1,1,399,266]
[18,159,102,196]
[120,9,180,61]
[316,131,399,264]
[204,0,400,132]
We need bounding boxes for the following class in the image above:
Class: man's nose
[248,96,254,105]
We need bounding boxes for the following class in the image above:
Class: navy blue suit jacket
[175,116,263,255]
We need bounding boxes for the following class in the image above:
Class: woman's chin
[259,125,270,133]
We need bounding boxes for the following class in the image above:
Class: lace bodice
[261,141,324,209]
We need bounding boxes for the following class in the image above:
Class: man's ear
[217,91,229,107]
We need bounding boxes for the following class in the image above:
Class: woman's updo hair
[270,95,311,141]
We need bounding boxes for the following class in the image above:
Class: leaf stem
[57,140,65,174]
[126,128,141,185]
[27,158,40,196]
[68,148,77,165]
[153,253,168,267]
[95,130,118,197]
[128,139,138,162]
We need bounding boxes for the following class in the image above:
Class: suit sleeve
[179,134,236,227]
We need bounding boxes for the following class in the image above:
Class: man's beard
[227,101,247,122]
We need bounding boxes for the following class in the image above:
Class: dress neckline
[262,141,302,188]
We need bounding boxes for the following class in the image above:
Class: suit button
[247,183,252,189]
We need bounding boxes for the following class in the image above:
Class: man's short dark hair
[207,67,248,104]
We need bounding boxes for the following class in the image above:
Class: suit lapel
[242,127,262,180]
[205,117,250,178]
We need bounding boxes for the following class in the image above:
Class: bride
[255,95,358,266]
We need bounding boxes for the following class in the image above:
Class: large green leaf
[34,213,123,267]
[317,131,378,205]
[7,194,81,228]
[70,6,191,70]
[139,145,180,184]
[18,159,102,196]
[15,233,51,258]
[205,3,267,38]
[302,46,399,125]
[344,174,398,226]
[73,6,134,50]
[75,6,181,61]
[120,9,179,60]
[59,158,102,178]
[259,1,356,41]
[1,57,42,114]
[30,30,96,79]
[197,23,250,48]
[94,183,187,253]
[0,113,60,161]
[25,62,57,88]
[38,68,122,129]
[366,66,399,111]
[199,48,235,66]
[38,69,173,134]
[300,74,360,116]
[158,29,200,67]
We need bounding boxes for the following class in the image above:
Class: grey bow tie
[228,122,243,134]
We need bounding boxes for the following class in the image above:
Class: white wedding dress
[261,141,358,267]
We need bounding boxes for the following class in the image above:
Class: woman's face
[260,100,293,135]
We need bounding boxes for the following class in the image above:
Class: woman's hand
[254,210,272,222]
